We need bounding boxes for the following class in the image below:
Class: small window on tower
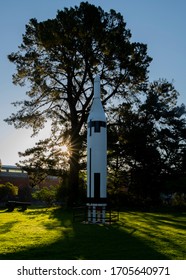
[94,121,101,133]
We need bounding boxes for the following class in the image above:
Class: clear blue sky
[0,0,186,165]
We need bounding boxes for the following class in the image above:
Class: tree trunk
[67,149,80,206]
[65,126,83,206]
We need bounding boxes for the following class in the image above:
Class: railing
[73,205,119,224]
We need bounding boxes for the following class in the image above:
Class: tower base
[86,203,107,224]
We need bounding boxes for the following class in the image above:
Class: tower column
[87,75,107,223]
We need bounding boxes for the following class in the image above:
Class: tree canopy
[108,79,186,205]
[5,2,152,205]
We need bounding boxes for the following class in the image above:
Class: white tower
[87,75,107,223]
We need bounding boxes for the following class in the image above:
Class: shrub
[0,182,18,202]
[32,185,60,206]
[171,192,186,208]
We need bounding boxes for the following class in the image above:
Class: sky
[0,0,186,166]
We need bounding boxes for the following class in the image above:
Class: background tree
[5,2,152,205]
[108,79,186,205]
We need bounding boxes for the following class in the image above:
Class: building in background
[0,165,60,201]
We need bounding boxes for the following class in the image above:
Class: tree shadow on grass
[0,221,18,234]
[119,211,186,259]
[0,208,169,260]
[136,211,186,230]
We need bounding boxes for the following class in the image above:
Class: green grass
[0,207,185,260]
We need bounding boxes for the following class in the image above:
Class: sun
[61,144,69,153]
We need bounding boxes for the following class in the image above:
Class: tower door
[94,173,100,199]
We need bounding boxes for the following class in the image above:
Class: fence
[72,205,119,224]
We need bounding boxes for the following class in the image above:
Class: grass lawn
[0,207,185,260]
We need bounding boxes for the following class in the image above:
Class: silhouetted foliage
[108,79,186,205]
[5,2,151,205]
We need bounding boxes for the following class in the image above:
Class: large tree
[5,2,152,205]
[108,79,186,203]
